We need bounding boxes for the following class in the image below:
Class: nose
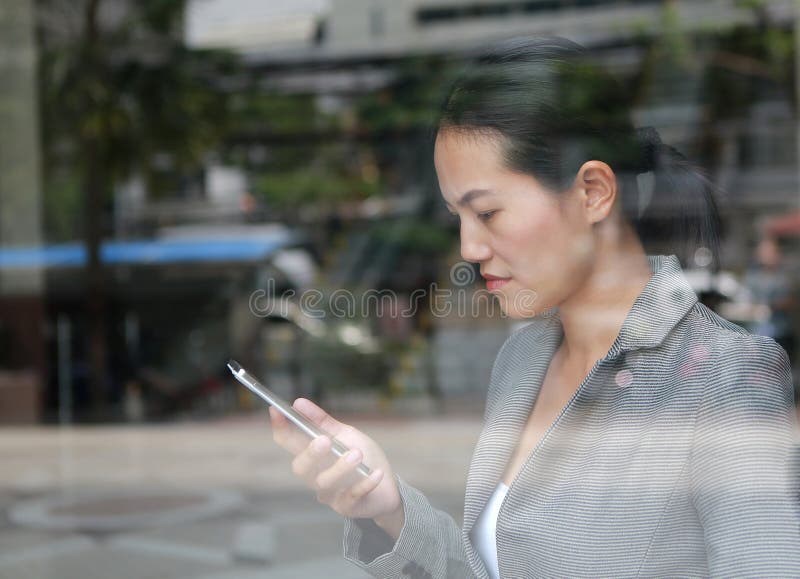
[459,221,492,264]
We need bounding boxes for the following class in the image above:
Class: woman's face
[434,130,595,318]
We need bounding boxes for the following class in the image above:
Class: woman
[269,37,800,577]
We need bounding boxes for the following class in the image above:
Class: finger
[269,406,294,429]
[315,447,364,494]
[270,407,312,455]
[333,468,385,514]
[268,405,288,427]
[268,406,289,441]
[291,435,334,482]
[292,398,347,437]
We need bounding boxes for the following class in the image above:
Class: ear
[575,160,616,224]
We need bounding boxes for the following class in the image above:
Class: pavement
[0,410,484,579]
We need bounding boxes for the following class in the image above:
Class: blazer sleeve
[689,334,800,577]
[342,474,480,579]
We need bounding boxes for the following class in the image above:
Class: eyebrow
[444,188,495,208]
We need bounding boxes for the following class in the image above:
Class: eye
[477,210,497,222]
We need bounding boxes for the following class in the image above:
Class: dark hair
[435,36,723,268]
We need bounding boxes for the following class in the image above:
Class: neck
[555,231,653,375]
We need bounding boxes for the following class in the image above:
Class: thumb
[293,398,346,436]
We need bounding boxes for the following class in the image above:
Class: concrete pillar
[0,0,45,422]
[0,0,44,291]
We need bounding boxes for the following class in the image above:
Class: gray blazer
[342,255,800,578]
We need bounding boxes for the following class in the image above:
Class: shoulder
[683,302,793,409]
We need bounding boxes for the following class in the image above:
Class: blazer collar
[603,253,698,356]
[543,253,698,357]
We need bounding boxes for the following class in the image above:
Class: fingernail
[346,449,361,464]
[313,436,327,451]
[370,469,383,480]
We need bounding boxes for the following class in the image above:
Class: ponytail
[626,127,723,269]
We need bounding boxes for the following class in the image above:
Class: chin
[495,290,542,319]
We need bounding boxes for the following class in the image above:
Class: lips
[483,274,511,291]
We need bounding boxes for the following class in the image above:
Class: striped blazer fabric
[342,254,800,578]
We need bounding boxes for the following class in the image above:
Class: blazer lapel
[463,316,564,534]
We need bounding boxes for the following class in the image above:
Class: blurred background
[1,0,799,577]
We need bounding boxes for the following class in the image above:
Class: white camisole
[469,482,509,579]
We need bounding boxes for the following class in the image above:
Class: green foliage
[221,55,453,216]
[659,0,694,72]
[230,91,338,135]
[37,0,241,239]
[703,24,794,119]
[734,0,766,10]
[369,218,452,255]
[43,168,83,242]
[255,170,381,208]
[354,55,452,133]
[628,1,704,110]
[304,335,390,393]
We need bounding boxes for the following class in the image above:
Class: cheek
[503,213,565,276]
[504,213,591,301]
[541,199,593,264]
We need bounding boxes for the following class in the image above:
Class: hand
[269,398,403,524]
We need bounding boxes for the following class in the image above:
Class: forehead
[434,130,509,191]
[435,129,564,210]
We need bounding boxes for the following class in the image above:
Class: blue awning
[0,237,292,269]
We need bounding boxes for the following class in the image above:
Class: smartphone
[227,359,371,477]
